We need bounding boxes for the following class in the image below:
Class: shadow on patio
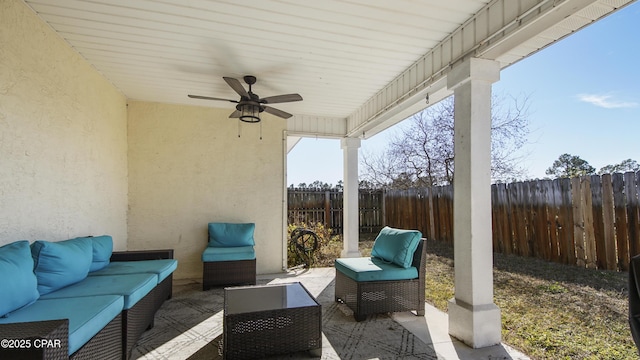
[132,268,528,359]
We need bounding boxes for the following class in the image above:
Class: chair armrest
[0,319,69,359]
[110,249,174,261]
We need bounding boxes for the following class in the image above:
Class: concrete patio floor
[183,266,530,360]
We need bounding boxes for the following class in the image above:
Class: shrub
[287,222,342,268]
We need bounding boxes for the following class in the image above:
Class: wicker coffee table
[223,282,322,359]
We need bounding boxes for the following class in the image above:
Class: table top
[224,282,319,315]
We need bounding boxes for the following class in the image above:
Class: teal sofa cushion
[0,295,123,355]
[202,246,255,262]
[88,259,177,283]
[31,238,92,295]
[335,257,418,282]
[208,222,255,247]
[40,273,157,310]
[370,226,422,268]
[85,235,113,272]
[0,241,40,317]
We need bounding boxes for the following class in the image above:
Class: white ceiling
[23,0,635,138]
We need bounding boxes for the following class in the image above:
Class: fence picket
[288,171,639,271]
[601,174,617,270]
[613,173,630,270]
[626,172,640,257]
[548,180,561,262]
[591,175,606,269]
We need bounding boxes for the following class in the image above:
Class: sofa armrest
[110,249,174,261]
[0,319,69,359]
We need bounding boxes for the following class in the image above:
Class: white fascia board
[345,0,632,139]
[286,115,347,139]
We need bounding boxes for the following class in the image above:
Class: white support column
[446,58,501,348]
[341,137,361,258]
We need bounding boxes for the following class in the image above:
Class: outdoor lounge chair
[335,226,426,321]
[202,222,257,290]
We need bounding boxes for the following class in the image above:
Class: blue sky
[287,2,640,187]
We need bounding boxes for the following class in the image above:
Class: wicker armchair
[202,222,257,290]
[335,227,426,322]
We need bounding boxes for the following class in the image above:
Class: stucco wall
[127,101,286,280]
[0,1,128,247]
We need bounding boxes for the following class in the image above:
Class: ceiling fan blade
[229,109,241,118]
[188,94,238,103]
[260,94,303,104]
[263,106,293,119]
[223,77,249,97]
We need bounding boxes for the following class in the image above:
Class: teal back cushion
[208,223,255,248]
[86,235,113,272]
[371,226,422,268]
[31,238,92,295]
[0,241,40,317]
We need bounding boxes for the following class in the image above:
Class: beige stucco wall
[0,1,128,247]
[127,101,286,280]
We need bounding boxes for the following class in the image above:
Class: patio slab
[263,267,529,360]
[135,267,529,359]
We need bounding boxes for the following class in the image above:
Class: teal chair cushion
[0,241,40,317]
[85,235,113,272]
[89,259,177,283]
[208,222,255,247]
[335,257,418,282]
[40,273,158,310]
[370,226,422,268]
[31,238,92,295]
[0,295,124,355]
[202,246,255,262]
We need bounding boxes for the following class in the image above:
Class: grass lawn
[424,238,636,360]
[292,225,635,359]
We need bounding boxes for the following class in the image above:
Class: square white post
[341,137,361,258]
[446,58,501,348]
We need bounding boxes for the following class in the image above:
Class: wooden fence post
[591,175,606,269]
[572,177,585,267]
[613,173,630,270]
[547,179,561,262]
[581,176,597,269]
[626,171,640,258]
[601,174,617,270]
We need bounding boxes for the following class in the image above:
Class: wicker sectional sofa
[0,236,177,360]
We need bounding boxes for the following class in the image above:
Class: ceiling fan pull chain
[238,118,241,138]
[260,121,263,140]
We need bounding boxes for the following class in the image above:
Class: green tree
[598,159,640,174]
[545,154,595,178]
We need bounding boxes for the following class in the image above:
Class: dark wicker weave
[151,275,173,311]
[335,238,427,321]
[0,319,68,360]
[70,314,122,360]
[110,249,175,359]
[122,290,157,359]
[223,284,322,359]
[110,249,174,262]
[203,259,256,290]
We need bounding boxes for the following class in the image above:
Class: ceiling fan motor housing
[237,100,263,123]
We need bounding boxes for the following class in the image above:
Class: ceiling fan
[188,75,302,123]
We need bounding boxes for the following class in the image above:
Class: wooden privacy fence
[287,189,384,234]
[385,171,640,271]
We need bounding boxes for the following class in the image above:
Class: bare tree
[361,94,531,189]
